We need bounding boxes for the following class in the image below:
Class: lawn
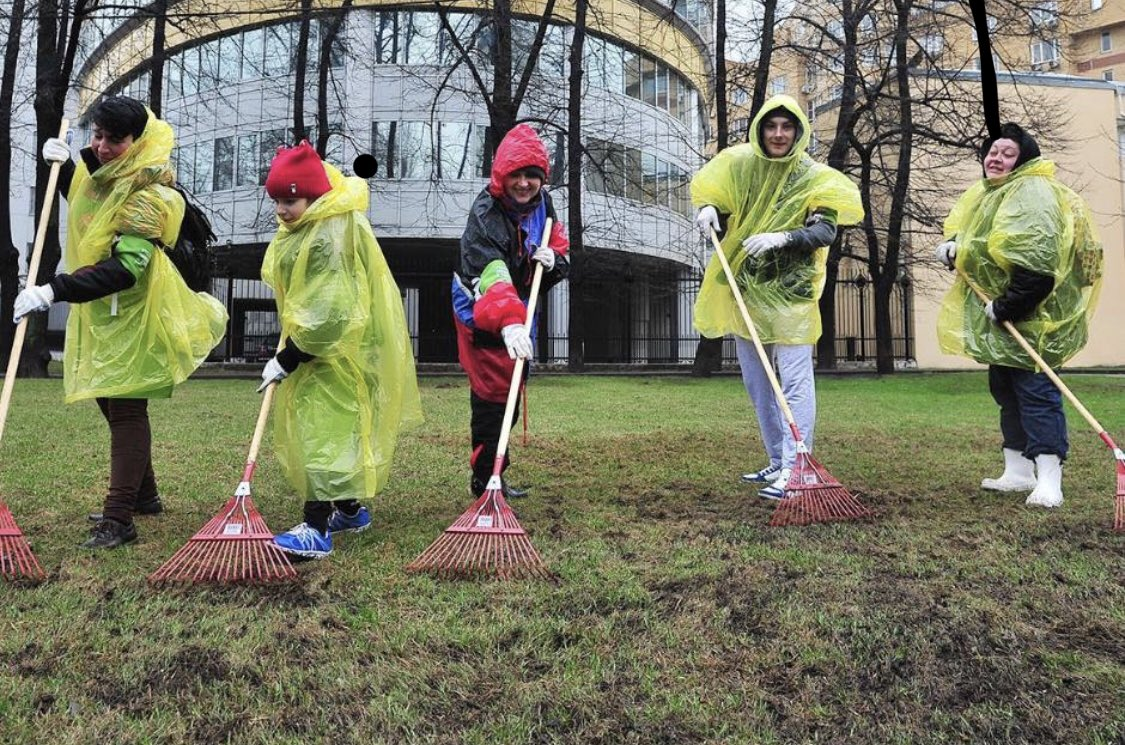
[1,373,1123,744]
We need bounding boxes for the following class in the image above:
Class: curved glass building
[72,1,713,363]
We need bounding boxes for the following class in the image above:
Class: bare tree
[565,0,588,371]
[0,0,28,369]
[26,0,91,377]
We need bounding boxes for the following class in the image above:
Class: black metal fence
[208,270,914,366]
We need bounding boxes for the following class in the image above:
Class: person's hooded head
[978,122,1041,179]
[751,96,809,160]
[487,123,550,212]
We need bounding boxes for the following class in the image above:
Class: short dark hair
[89,96,148,140]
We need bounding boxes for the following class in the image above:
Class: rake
[406,219,555,580]
[708,228,872,527]
[148,371,296,584]
[960,271,1125,532]
[0,119,70,584]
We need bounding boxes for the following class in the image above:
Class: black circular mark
[968,0,1001,140]
[353,153,378,179]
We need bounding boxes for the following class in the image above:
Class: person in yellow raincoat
[258,141,422,559]
[16,97,228,549]
[934,123,1103,508]
[691,95,863,500]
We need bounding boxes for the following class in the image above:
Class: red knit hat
[265,141,331,200]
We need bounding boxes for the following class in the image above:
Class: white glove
[984,301,998,323]
[695,205,721,239]
[934,240,957,270]
[500,323,533,360]
[13,284,55,323]
[41,136,70,164]
[257,356,288,393]
[741,232,789,258]
[532,244,556,271]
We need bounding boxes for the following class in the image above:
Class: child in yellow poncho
[258,142,422,559]
[16,97,228,549]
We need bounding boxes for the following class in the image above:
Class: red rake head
[0,502,45,585]
[148,494,297,585]
[406,477,555,581]
[769,448,873,528]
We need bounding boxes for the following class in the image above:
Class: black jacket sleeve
[57,160,76,197]
[992,267,1054,323]
[276,337,315,373]
[785,209,839,252]
[48,258,136,303]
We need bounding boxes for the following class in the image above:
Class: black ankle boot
[471,476,529,499]
[88,496,163,522]
[82,518,138,549]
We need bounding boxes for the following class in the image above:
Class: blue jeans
[988,365,1068,460]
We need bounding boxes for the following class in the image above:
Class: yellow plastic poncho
[262,163,423,501]
[63,112,228,403]
[692,95,864,344]
[937,158,1103,369]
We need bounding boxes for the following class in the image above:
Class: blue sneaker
[273,522,332,559]
[758,469,792,501]
[740,464,781,484]
[327,506,371,535]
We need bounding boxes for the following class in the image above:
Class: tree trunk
[0,0,27,370]
[147,0,166,115]
[293,0,311,143]
[749,0,776,120]
[817,0,860,371]
[692,0,727,376]
[565,0,587,371]
[315,0,351,157]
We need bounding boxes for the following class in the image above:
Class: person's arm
[784,208,839,252]
[991,267,1054,322]
[56,160,76,198]
[275,336,315,372]
[462,206,525,335]
[48,234,153,303]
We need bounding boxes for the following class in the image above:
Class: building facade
[60,0,713,364]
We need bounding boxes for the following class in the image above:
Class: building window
[731,87,748,106]
[769,77,787,95]
[921,33,944,57]
[1102,31,1112,52]
[213,137,234,192]
[1104,69,1115,81]
[1092,0,1103,10]
[1030,39,1060,65]
[1030,1,1059,27]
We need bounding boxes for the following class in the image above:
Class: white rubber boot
[1026,454,1064,508]
[981,448,1037,492]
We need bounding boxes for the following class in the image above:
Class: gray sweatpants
[735,338,816,471]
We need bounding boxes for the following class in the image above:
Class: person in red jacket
[451,124,569,498]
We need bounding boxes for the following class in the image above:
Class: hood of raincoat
[750,95,810,161]
[487,123,550,200]
[262,160,423,501]
[937,158,1104,369]
[690,95,863,344]
[62,109,228,402]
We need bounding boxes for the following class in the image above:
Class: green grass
[1,373,1123,744]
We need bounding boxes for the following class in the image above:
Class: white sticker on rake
[222,523,244,536]
[476,515,494,528]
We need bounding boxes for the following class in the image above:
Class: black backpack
[165,184,215,292]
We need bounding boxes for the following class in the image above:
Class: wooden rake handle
[958,268,1112,441]
[0,118,70,447]
[244,337,289,472]
[708,228,801,431]
[492,217,553,465]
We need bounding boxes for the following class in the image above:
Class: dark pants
[470,391,519,482]
[988,365,1068,460]
[96,398,158,525]
[303,499,361,534]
